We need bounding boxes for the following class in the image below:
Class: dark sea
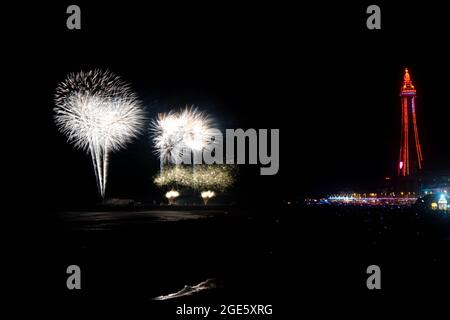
[4,204,450,301]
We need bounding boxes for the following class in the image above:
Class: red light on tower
[398,68,423,176]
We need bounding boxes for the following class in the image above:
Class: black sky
[5,1,450,208]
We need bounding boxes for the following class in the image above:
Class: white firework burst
[150,111,186,166]
[54,70,145,199]
[150,106,218,169]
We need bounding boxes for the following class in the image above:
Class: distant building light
[438,194,448,210]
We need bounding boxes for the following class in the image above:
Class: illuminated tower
[398,68,423,176]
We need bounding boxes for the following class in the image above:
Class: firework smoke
[150,106,218,169]
[54,70,145,199]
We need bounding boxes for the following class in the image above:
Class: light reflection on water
[60,210,224,230]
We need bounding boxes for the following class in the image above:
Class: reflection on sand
[153,278,217,300]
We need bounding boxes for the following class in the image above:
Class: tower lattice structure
[398,68,423,176]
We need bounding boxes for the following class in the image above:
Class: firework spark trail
[54,70,145,199]
[150,106,219,170]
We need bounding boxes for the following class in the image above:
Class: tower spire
[402,68,415,92]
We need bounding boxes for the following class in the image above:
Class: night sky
[5,2,450,209]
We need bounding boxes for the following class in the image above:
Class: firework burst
[165,190,180,205]
[54,70,145,199]
[201,190,215,205]
[150,106,218,169]
[150,111,186,166]
[154,165,235,191]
